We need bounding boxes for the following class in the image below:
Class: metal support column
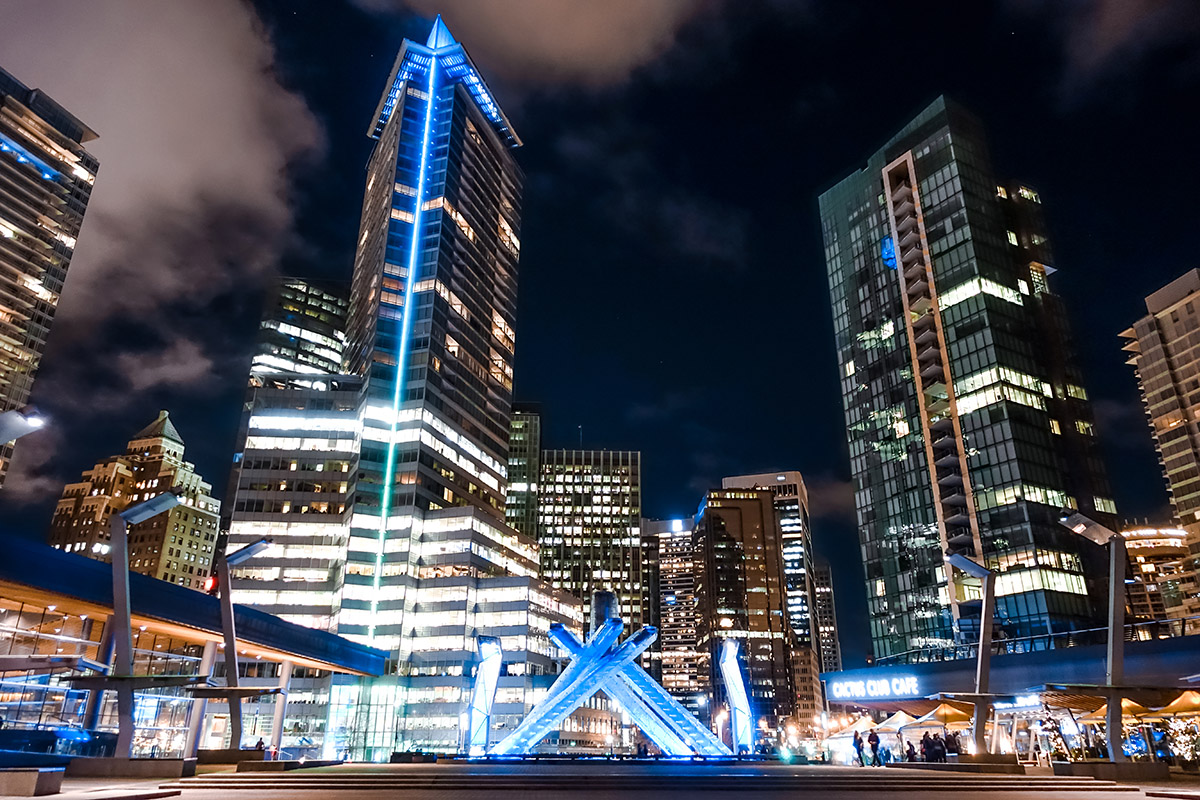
[108,515,135,758]
[217,557,243,750]
[184,641,218,757]
[82,614,115,731]
[1106,535,1127,763]
[973,570,996,756]
[269,660,293,755]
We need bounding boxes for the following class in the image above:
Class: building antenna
[578,425,583,449]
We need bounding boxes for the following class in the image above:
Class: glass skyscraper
[819,97,1116,662]
[225,19,582,758]
[0,67,98,485]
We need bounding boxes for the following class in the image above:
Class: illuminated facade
[48,411,220,590]
[693,490,795,732]
[537,449,644,630]
[251,278,348,382]
[225,18,585,758]
[812,558,843,673]
[0,67,98,486]
[505,403,541,538]
[1120,526,1190,621]
[1121,270,1200,622]
[721,472,821,728]
[819,96,1116,662]
[646,517,705,712]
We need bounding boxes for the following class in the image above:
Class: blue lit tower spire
[342,17,524,649]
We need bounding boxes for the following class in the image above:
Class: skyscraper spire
[425,14,457,49]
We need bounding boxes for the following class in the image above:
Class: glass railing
[874,614,1200,666]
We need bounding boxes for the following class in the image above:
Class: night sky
[2,1,1199,668]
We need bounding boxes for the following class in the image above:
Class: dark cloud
[1006,0,1200,93]
[0,0,322,502]
[354,0,709,85]
[1092,397,1153,450]
[806,476,856,525]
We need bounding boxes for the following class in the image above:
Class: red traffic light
[203,574,218,595]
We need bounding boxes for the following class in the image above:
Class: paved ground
[35,761,1200,800]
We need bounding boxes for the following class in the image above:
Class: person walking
[906,741,917,762]
[931,733,947,763]
[852,731,866,766]
[867,729,881,766]
[920,731,931,762]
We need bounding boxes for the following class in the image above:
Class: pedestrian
[921,731,931,762]
[931,733,947,763]
[852,731,865,766]
[255,738,265,751]
[906,741,917,762]
[867,729,881,767]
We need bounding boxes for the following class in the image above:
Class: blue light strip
[366,54,438,642]
[0,133,59,181]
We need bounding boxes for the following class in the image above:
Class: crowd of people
[851,728,963,766]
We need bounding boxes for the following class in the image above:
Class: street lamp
[213,537,272,751]
[1058,510,1126,764]
[0,406,45,444]
[110,489,183,757]
[946,551,995,757]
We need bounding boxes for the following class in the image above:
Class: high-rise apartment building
[812,558,842,673]
[1121,269,1200,621]
[225,18,584,758]
[646,517,705,713]
[693,489,795,734]
[1120,526,1190,621]
[251,278,348,382]
[720,472,821,729]
[820,97,1117,662]
[537,449,643,628]
[48,411,220,590]
[0,67,98,485]
[505,403,541,538]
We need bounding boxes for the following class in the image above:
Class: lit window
[1007,231,1019,246]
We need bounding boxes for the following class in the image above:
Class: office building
[250,278,349,383]
[819,96,1117,661]
[0,67,98,485]
[646,517,705,713]
[812,558,842,673]
[48,411,220,590]
[225,18,587,758]
[693,489,795,733]
[537,449,643,629]
[1120,526,1190,621]
[1121,270,1200,622]
[505,403,541,538]
[720,472,821,729]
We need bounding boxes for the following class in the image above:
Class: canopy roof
[1145,690,1200,720]
[900,702,973,732]
[876,710,918,732]
[1078,698,1154,723]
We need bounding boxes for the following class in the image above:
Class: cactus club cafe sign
[829,675,921,701]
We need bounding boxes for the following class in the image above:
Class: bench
[0,766,66,796]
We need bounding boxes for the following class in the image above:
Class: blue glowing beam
[467,636,502,755]
[0,134,59,181]
[368,53,438,641]
[548,627,729,757]
[718,640,753,754]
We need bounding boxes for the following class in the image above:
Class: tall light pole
[947,552,995,756]
[213,537,272,750]
[1058,510,1127,764]
[110,489,183,757]
[0,406,46,443]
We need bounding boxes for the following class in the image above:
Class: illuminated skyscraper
[251,278,348,382]
[225,18,582,758]
[819,96,1116,662]
[48,411,220,590]
[1121,270,1200,622]
[693,489,795,732]
[0,67,97,485]
[812,559,842,673]
[537,449,643,628]
[505,403,541,537]
[646,517,705,713]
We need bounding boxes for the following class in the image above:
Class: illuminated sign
[829,675,920,700]
[994,694,1040,710]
